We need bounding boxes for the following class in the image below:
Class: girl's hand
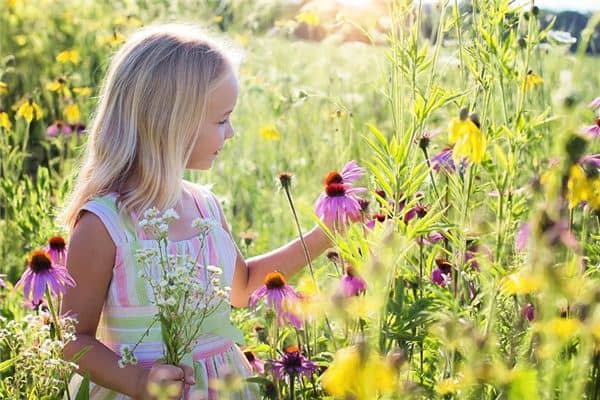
[136,363,196,399]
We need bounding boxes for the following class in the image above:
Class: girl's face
[187,71,238,170]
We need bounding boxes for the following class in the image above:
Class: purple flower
[46,120,72,137]
[365,213,387,230]
[416,231,444,245]
[0,276,5,288]
[243,351,265,375]
[249,271,302,328]
[403,204,428,224]
[431,259,452,287]
[272,346,318,379]
[515,223,531,252]
[581,118,600,138]
[315,183,366,227]
[340,160,366,184]
[339,265,367,297]
[581,154,600,169]
[431,147,467,173]
[45,236,68,266]
[16,249,76,303]
[522,303,535,322]
[587,97,600,110]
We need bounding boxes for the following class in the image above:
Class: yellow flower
[16,100,43,123]
[501,272,542,295]
[453,125,487,163]
[234,34,250,47]
[63,103,80,124]
[588,177,600,210]
[0,81,8,95]
[321,345,395,400]
[567,165,590,209]
[72,87,92,96]
[47,78,71,98]
[524,70,543,90]
[435,377,462,395]
[296,11,320,26]
[14,35,27,46]
[56,49,80,65]
[212,15,224,24]
[544,318,581,340]
[0,111,12,131]
[101,32,126,47]
[260,125,281,141]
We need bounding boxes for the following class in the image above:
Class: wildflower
[416,231,444,245]
[259,125,281,140]
[365,213,387,229]
[567,164,590,208]
[45,236,68,265]
[16,99,43,123]
[278,172,293,190]
[0,109,11,131]
[581,117,600,138]
[16,249,76,303]
[524,70,543,90]
[56,50,80,65]
[587,97,600,110]
[243,351,265,374]
[72,87,92,96]
[63,103,80,124]
[0,276,5,288]
[315,183,365,227]
[515,222,531,252]
[249,271,302,328]
[339,160,365,184]
[46,77,71,98]
[403,203,427,224]
[501,272,542,295]
[295,11,320,26]
[272,346,317,379]
[431,147,466,173]
[449,109,486,163]
[239,231,259,246]
[339,265,367,297]
[321,345,395,400]
[431,258,452,287]
[47,120,73,137]
[522,303,535,322]
[0,81,7,95]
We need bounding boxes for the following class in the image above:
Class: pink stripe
[207,236,218,266]
[206,361,218,400]
[114,248,130,306]
[191,189,209,219]
[193,340,233,361]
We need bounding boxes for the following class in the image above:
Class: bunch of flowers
[122,208,230,366]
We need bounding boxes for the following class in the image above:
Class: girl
[61,23,333,399]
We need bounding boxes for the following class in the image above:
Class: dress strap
[80,194,137,246]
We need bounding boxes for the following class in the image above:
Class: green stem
[45,286,62,341]
[283,185,315,283]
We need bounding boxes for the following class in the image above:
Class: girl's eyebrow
[222,109,233,116]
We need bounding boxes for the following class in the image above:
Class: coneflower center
[265,271,286,289]
[29,250,53,273]
[596,117,600,127]
[325,183,346,197]
[324,172,343,185]
[244,351,256,362]
[48,236,66,250]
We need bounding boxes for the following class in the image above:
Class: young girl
[61,23,333,399]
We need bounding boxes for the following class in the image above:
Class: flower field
[1,0,600,399]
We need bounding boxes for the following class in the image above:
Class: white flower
[165,297,177,306]
[206,265,223,275]
[192,218,219,235]
[163,208,179,222]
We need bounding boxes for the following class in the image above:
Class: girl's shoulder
[183,180,223,219]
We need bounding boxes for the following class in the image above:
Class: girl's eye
[218,118,228,125]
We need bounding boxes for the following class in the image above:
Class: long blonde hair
[61,23,236,231]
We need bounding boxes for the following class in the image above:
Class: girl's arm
[213,201,333,307]
[61,211,149,397]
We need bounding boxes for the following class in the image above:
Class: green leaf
[74,373,90,400]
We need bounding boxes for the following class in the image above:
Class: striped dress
[68,183,259,399]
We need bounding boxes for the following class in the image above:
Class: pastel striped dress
[68,183,259,399]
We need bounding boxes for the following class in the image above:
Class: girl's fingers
[178,363,196,385]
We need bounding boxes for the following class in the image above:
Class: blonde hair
[61,23,237,231]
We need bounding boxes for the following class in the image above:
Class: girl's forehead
[208,73,238,112]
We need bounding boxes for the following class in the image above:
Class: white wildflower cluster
[128,208,231,365]
[0,312,79,398]
[117,345,138,368]
[139,207,179,241]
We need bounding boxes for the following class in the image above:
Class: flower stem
[45,287,62,341]
[282,185,316,283]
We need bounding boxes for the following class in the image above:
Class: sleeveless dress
[68,183,259,399]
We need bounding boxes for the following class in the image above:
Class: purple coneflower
[339,160,365,184]
[522,303,535,322]
[45,236,68,266]
[431,147,466,173]
[403,204,428,224]
[315,183,365,226]
[581,154,600,169]
[587,97,600,110]
[365,213,387,230]
[249,271,302,328]
[431,258,452,287]
[515,223,531,252]
[243,350,265,374]
[46,120,72,137]
[339,265,367,297]
[16,249,76,303]
[272,346,318,379]
[581,118,600,138]
[416,231,444,245]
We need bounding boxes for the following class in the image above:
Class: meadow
[1,0,600,399]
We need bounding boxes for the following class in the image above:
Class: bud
[518,36,527,49]
[278,172,293,190]
[459,107,469,121]
[564,134,588,163]
[531,5,539,16]
[469,112,481,128]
